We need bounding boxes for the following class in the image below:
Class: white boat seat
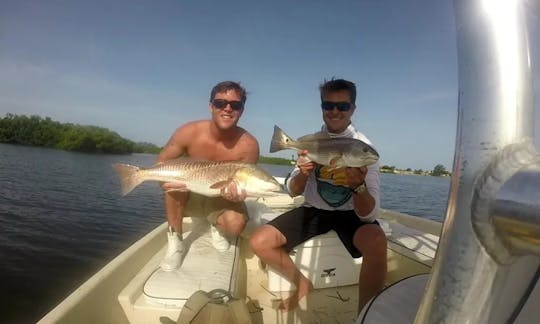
[142,222,241,308]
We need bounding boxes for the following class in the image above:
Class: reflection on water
[0,144,448,323]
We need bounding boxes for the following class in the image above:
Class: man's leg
[207,198,248,251]
[165,191,189,232]
[214,209,247,237]
[353,224,387,313]
[249,224,313,311]
[210,209,247,251]
[161,191,189,271]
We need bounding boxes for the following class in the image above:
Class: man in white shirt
[250,78,387,313]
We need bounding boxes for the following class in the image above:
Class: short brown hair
[319,78,356,105]
[210,81,247,104]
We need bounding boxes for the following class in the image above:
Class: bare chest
[186,139,245,161]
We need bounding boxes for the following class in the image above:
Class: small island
[380,165,451,177]
[0,113,160,154]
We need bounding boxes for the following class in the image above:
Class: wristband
[352,181,367,194]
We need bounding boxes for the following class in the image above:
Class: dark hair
[210,81,247,104]
[319,78,356,105]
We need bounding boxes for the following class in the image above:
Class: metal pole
[415,0,540,323]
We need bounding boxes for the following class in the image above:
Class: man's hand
[287,150,316,196]
[345,166,368,189]
[220,181,247,202]
[297,150,317,177]
[161,182,188,192]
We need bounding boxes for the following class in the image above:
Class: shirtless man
[158,81,259,271]
[250,78,387,313]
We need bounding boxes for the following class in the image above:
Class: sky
[1,0,539,171]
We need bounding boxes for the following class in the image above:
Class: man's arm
[237,132,260,164]
[158,127,187,163]
[346,164,380,222]
[287,151,316,197]
[158,126,189,233]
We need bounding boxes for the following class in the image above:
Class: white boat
[37,189,441,324]
[39,1,540,323]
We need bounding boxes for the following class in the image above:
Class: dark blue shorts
[266,206,379,258]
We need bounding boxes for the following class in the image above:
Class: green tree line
[0,114,161,154]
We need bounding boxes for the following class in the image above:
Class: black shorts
[266,206,379,258]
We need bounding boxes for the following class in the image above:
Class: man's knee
[249,229,264,253]
[216,210,246,236]
[354,224,387,257]
[249,225,283,253]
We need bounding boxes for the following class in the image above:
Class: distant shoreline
[381,169,451,177]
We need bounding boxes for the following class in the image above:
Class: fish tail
[270,125,294,153]
[112,163,144,196]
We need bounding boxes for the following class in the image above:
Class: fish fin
[210,180,232,189]
[269,125,295,153]
[324,166,338,172]
[329,155,343,168]
[297,132,331,142]
[325,156,348,171]
[112,163,144,196]
[296,155,312,165]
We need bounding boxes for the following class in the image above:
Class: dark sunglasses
[211,99,244,111]
[321,101,353,112]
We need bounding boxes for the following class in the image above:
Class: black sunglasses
[321,101,353,112]
[211,99,244,111]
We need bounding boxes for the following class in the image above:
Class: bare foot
[279,278,313,311]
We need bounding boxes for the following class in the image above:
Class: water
[0,144,449,323]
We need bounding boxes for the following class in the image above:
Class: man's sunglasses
[211,99,244,111]
[321,101,353,112]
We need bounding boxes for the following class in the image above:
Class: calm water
[0,144,449,323]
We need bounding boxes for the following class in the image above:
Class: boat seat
[142,221,241,308]
[356,273,429,323]
[267,229,365,291]
[118,220,242,323]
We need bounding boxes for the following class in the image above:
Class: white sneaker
[211,225,230,252]
[160,227,184,271]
